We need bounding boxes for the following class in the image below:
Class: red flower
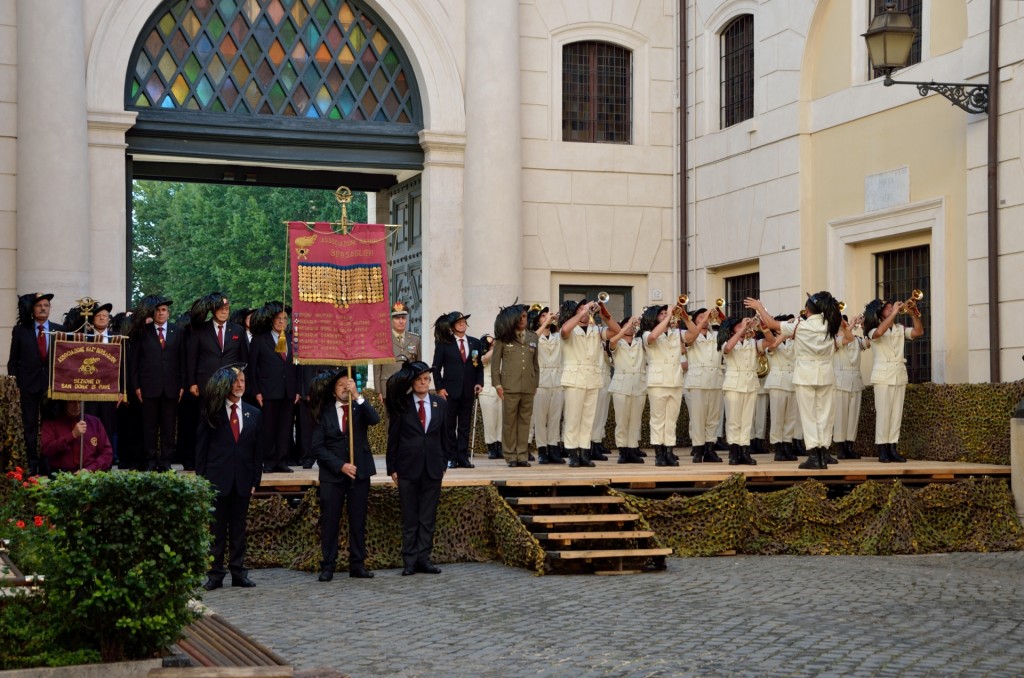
[33,516,44,527]
[15,520,25,529]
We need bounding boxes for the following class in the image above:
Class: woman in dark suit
[311,369,380,581]
[386,361,450,576]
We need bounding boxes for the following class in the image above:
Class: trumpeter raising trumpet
[708,298,726,324]
[898,289,924,317]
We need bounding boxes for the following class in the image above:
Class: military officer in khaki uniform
[491,303,540,467]
[373,302,421,404]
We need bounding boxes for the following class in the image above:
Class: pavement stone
[204,552,1024,677]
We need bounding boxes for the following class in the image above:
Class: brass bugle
[709,298,725,324]
[597,291,611,304]
[678,293,689,306]
[838,301,846,313]
[898,289,924,315]
[528,303,544,313]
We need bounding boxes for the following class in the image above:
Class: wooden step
[520,513,640,524]
[534,530,655,540]
[505,496,625,506]
[493,478,610,488]
[546,547,673,559]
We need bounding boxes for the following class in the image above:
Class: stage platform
[257,451,1010,496]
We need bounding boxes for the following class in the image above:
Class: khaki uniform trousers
[833,389,862,443]
[795,384,835,450]
[768,390,799,444]
[479,391,502,445]
[590,386,611,443]
[753,393,768,439]
[532,386,563,447]
[724,391,756,446]
[612,392,645,448]
[648,386,683,446]
[686,388,721,446]
[563,386,599,450]
[873,383,905,444]
[501,392,534,462]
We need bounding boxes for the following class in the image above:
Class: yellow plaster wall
[804,95,969,382]
[929,2,967,58]
[805,0,852,100]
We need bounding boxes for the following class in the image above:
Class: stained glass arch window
[126,0,421,124]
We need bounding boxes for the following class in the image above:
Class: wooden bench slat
[506,496,625,505]
[521,513,640,524]
[546,548,673,559]
[534,530,655,540]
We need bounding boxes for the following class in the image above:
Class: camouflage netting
[487,486,546,574]
[0,376,26,472]
[245,485,516,572]
[614,474,1024,557]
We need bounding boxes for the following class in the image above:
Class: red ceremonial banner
[288,221,393,366]
[49,339,123,401]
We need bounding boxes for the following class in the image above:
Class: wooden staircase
[494,479,671,575]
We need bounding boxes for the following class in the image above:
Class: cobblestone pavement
[204,552,1024,677]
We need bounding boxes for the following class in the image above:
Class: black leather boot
[630,447,645,464]
[877,443,891,462]
[715,436,728,452]
[889,443,907,463]
[637,447,648,457]
[537,446,551,464]
[704,442,723,463]
[836,440,855,460]
[740,445,757,465]
[617,447,629,464]
[728,444,741,466]
[549,444,566,464]
[780,442,798,461]
[654,446,667,467]
[824,446,839,465]
[847,441,861,459]
[567,449,580,468]
[487,442,502,460]
[799,447,827,470]
[793,438,807,456]
[665,447,680,467]
[591,442,609,461]
[580,447,596,467]
[691,444,703,464]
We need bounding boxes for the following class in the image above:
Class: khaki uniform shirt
[560,325,605,389]
[608,338,646,396]
[722,339,760,393]
[491,331,540,394]
[834,336,866,392]
[537,333,563,388]
[764,339,796,392]
[869,324,909,386]
[778,314,835,386]
[684,330,721,390]
[644,329,685,388]
[373,331,421,391]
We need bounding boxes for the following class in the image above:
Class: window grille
[875,244,931,383]
[724,272,760,321]
[721,15,754,128]
[562,41,632,144]
[559,285,633,326]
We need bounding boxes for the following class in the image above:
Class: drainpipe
[987,0,1000,382]
[679,1,688,293]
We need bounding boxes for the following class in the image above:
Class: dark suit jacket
[312,398,380,483]
[248,332,297,401]
[386,395,449,481]
[129,323,185,398]
[7,321,64,394]
[187,320,248,392]
[196,400,262,497]
[431,337,484,399]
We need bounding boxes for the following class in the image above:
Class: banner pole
[347,365,354,466]
[78,399,86,471]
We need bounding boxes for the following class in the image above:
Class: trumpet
[528,303,544,313]
[708,298,726,325]
[898,289,924,317]
[744,314,763,338]
[597,291,611,304]
[838,301,846,313]
[670,294,690,326]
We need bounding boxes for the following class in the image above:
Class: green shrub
[0,593,102,670]
[36,471,215,662]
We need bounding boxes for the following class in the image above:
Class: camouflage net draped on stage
[0,377,27,472]
[614,474,1024,557]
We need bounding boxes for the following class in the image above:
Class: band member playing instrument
[491,302,540,467]
[863,296,924,462]
[833,314,869,460]
[588,336,613,462]
[745,292,843,470]
[681,308,724,463]
[643,304,686,467]
[607,314,645,464]
[762,314,799,461]
[719,317,762,465]
[530,307,565,464]
[558,299,621,468]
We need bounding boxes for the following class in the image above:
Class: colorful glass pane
[183,10,202,37]
[128,0,419,124]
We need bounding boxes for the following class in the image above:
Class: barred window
[870,0,922,79]
[721,15,754,129]
[559,285,633,325]
[875,245,931,383]
[725,272,759,321]
[562,41,632,144]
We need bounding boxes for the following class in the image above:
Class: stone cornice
[419,130,466,167]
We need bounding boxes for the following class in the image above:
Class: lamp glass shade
[862,8,917,71]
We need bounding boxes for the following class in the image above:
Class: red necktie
[37,324,47,359]
[340,404,347,433]
[459,338,466,362]
[217,324,224,350]
[418,398,427,431]
[230,404,240,442]
[157,326,165,349]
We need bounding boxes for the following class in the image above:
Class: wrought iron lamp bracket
[883,75,989,114]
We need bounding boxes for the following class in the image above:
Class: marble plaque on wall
[864,167,910,213]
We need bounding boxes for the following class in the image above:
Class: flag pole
[347,365,354,466]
